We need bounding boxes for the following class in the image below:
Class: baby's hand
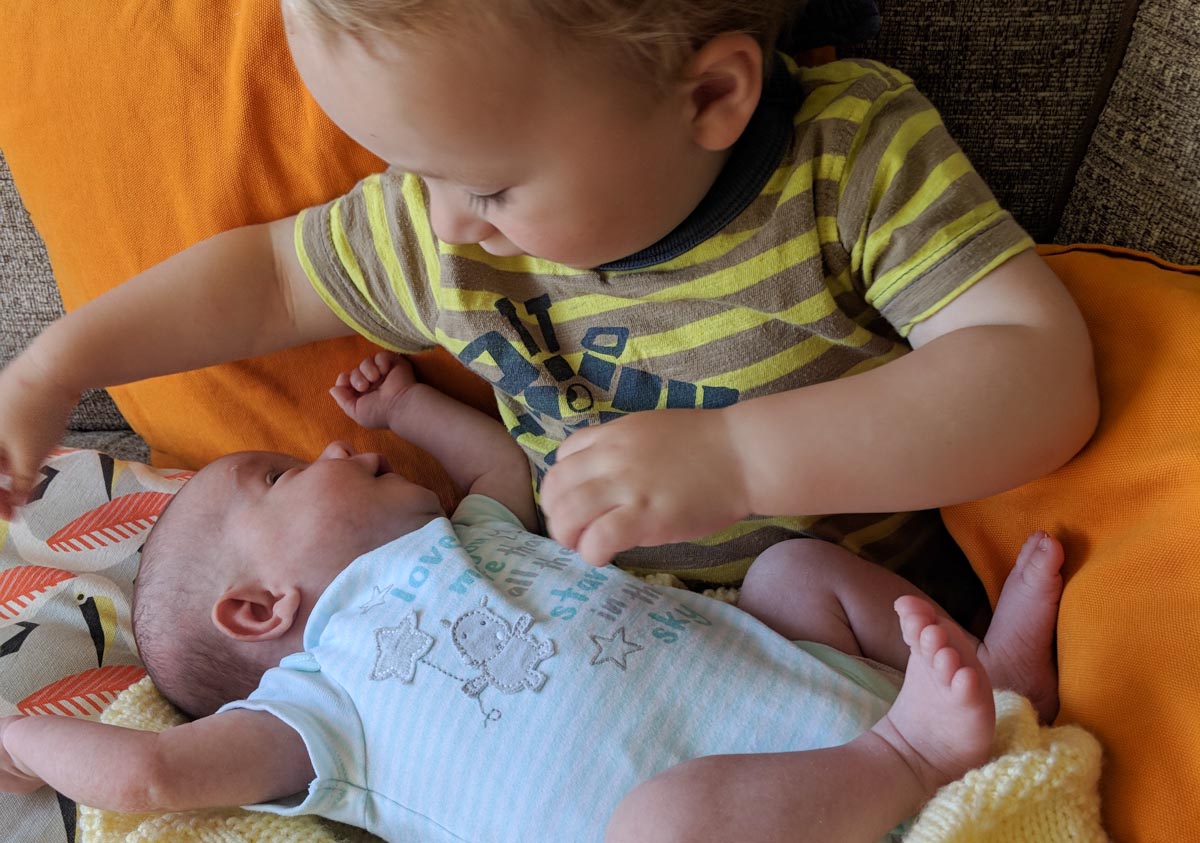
[330,352,417,431]
[541,408,751,567]
[0,716,44,794]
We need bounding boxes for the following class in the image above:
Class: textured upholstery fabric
[0,152,134,446]
[1057,0,1200,264]
[850,0,1138,242]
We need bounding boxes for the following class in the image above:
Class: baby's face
[185,442,444,586]
[285,13,722,269]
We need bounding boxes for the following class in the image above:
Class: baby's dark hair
[285,0,804,90]
[134,487,276,718]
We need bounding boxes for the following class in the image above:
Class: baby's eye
[467,189,508,211]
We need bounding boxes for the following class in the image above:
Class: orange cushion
[943,244,1200,840]
[0,1,495,508]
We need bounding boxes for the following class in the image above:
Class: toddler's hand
[0,359,79,522]
[0,716,44,794]
[540,408,751,567]
[330,352,417,431]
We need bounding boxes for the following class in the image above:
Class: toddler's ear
[682,31,764,152]
[213,585,302,641]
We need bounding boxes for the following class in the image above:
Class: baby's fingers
[328,384,358,418]
[348,365,378,393]
[350,352,405,392]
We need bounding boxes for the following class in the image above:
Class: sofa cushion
[0,0,495,505]
[1056,0,1200,265]
[942,244,1200,841]
[846,0,1138,243]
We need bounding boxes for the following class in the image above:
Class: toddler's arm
[0,709,312,813]
[332,352,538,530]
[544,250,1099,565]
[0,217,349,519]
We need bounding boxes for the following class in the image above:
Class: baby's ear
[212,585,302,641]
[682,31,763,152]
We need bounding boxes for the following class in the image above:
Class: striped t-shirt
[297,58,1033,584]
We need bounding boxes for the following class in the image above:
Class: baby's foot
[976,532,1064,723]
[871,596,995,798]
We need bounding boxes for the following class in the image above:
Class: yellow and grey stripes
[296,59,1032,583]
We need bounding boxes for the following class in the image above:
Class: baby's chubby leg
[605,598,995,843]
[739,533,1064,722]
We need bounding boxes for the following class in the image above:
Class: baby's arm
[544,250,1099,565]
[332,352,537,530]
[0,709,312,813]
[0,217,349,519]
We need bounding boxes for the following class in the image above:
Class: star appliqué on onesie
[359,584,393,614]
[371,613,435,683]
[589,626,643,670]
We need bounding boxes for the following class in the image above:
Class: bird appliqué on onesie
[443,596,555,698]
[368,595,556,726]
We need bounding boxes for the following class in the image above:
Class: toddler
[1,354,1065,842]
[0,0,1098,586]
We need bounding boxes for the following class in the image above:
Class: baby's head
[281,0,801,268]
[134,442,444,717]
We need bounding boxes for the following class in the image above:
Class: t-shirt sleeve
[835,64,1034,335]
[219,652,369,822]
[296,169,444,352]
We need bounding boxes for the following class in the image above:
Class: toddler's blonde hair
[284,0,803,87]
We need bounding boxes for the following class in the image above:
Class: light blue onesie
[223,496,899,842]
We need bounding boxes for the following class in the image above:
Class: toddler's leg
[605,597,994,843]
[739,533,1065,722]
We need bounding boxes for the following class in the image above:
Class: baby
[0,354,1063,842]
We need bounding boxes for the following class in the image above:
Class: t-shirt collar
[596,56,799,272]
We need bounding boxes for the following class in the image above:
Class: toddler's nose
[427,186,497,246]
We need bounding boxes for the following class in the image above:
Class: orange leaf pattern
[1,449,183,842]
[18,665,147,717]
[46,491,173,552]
[0,565,75,620]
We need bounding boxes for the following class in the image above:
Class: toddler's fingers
[574,506,641,568]
[0,473,28,522]
[334,371,351,388]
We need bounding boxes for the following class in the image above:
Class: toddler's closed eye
[468,189,508,211]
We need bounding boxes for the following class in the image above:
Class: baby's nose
[317,440,356,461]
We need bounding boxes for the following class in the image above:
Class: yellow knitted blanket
[81,680,1106,843]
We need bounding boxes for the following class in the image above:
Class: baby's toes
[894,596,935,648]
[932,641,963,685]
[918,619,950,659]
